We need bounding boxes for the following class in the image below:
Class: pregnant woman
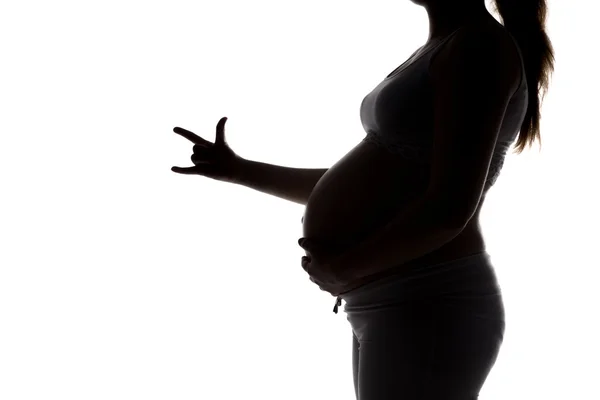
[172,0,554,399]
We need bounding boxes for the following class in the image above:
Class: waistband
[332,251,501,314]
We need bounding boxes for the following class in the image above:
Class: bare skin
[170,6,522,294]
[302,15,520,292]
[411,0,492,43]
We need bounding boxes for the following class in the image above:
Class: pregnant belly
[302,140,429,255]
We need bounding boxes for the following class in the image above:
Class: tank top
[359,25,529,187]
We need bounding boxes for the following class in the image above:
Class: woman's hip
[339,251,506,326]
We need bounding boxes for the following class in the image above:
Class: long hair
[491,0,555,154]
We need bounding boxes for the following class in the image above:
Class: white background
[1,0,598,399]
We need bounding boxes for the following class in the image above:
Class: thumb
[215,116,227,145]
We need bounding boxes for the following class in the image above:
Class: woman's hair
[491,0,555,154]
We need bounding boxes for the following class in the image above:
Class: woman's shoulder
[430,18,520,79]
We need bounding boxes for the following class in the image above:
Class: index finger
[173,127,211,146]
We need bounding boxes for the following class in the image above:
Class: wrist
[340,232,380,282]
[338,247,365,283]
[229,156,248,184]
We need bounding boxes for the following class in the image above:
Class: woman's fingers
[173,127,212,146]
[301,256,310,271]
[171,166,198,174]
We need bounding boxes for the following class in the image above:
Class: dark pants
[337,251,506,400]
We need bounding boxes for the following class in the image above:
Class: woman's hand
[171,117,244,183]
[298,238,353,296]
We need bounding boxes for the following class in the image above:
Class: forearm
[340,195,465,282]
[232,158,328,205]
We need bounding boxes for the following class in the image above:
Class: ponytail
[491,0,556,154]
